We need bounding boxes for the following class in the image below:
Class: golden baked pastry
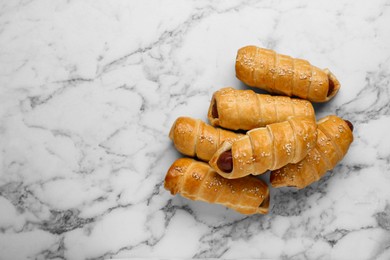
[270,115,354,189]
[236,46,340,102]
[209,116,317,179]
[169,117,243,161]
[208,87,314,130]
[164,158,270,215]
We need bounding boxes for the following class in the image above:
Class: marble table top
[1,1,390,259]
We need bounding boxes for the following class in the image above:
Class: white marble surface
[0,0,390,259]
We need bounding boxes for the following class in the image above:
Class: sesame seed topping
[174,166,183,173]
[284,143,292,155]
[261,152,270,157]
[192,172,202,180]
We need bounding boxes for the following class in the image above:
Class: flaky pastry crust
[165,158,270,215]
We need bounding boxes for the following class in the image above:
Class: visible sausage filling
[327,77,335,97]
[259,194,269,208]
[212,101,219,119]
[344,120,354,132]
[217,150,232,173]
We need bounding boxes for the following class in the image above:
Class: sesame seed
[192,172,202,180]
[284,143,292,154]
[174,167,183,173]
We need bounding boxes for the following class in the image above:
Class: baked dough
[209,116,317,179]
[208,87,315,130]
[270,115,354,189]
[235,46,340,102]
[169,117,243,161]
[164,158,270,215]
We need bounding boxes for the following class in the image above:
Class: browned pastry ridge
[235,46,340,102]
[164,158,270,215]
[169,117,243,161]
[208,87,315,130]
[270,115,354,189]
[209,116,317,179]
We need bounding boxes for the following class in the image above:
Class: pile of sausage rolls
[164,46,354,215]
